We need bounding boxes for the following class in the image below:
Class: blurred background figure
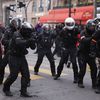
[34,24,56,77]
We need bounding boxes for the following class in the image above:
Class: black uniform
[91,29,100,93]
[96,36,100,93]
[54,27,79,82]
[34,28,56,76]
[0,26,16,84]
[3,30,35,97]
[53,24,64,57]
[95,59,100,93]
[78,29,97,88]
[0,25,5,71]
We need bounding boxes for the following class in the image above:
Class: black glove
[28,38,36,50]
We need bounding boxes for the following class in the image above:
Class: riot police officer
[0,17,21,84]
[53,23,64,57]
[95,59,100,94]
[34,24,56,76]
[2,21,35,97]
[77,19,97,89]
[54,17,79,83]
[0,23,5,71]
[95,22,100,94]
[90,21,100,93]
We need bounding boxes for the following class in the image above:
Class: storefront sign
[82,11,93,20]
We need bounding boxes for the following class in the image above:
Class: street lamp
[68,0,71,17]
[68,0,76,17]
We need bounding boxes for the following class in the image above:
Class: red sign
[82,11,93,20]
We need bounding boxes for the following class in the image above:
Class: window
[38,0,44,12]
[76,0,93,6]
[32,18,37,26]
[46,0,51,10]
[53,0,68,8]
[96,0,100,17]
[32,1,37,12]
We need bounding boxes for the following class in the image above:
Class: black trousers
[3,55,30,93]
[0,52,9,83]
[57,47,78,80]
[97,70,100,89]
[34,49,55,76]
[78,53,97,86]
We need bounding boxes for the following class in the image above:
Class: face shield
[96,22,100,31]
[86,19,96,32]
[89,23,95,31]
[10,18,22,30]
[65,17,75,30]
[21,22,33,38]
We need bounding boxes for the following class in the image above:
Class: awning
[39,6,94,24]
[39,12,86,24]
[39,15,54,23]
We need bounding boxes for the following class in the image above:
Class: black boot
[34,71,38,75]
[52,72,56,77]
[3,91,13,96]
[95,88,100,94]
[3,88,13,96]
[78,83,85,88]
[73,77,78,84]
[20,92,33,97]
[73,79,78,83]
[54,74,60,80]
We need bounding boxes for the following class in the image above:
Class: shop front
[39,5,94,25]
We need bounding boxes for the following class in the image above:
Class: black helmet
[21,22,34,38]
[86,19,96,33]
[94,17,100,25]
[10,17,22,30]
[96,22,100,31]
[94,18,100,31]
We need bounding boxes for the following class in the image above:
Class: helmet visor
[65,22,74,27]
[11,18,22,30]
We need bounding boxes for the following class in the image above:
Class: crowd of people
[0,16,100,98]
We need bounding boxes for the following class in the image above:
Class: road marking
[5,67,43,80]
[4,66,68,81]
[29,66,68,76]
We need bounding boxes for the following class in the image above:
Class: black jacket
[37,29,55,50]
[9,31,35,57]
[78,29,93,55]
[2,26,16,54]
[59,27,79,49]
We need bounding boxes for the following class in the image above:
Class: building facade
[1,0,53,26]
[39,0,94,25]
[0,0,3,24]
[1,0,95,26]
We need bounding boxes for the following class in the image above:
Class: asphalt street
[0,48,100,100]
